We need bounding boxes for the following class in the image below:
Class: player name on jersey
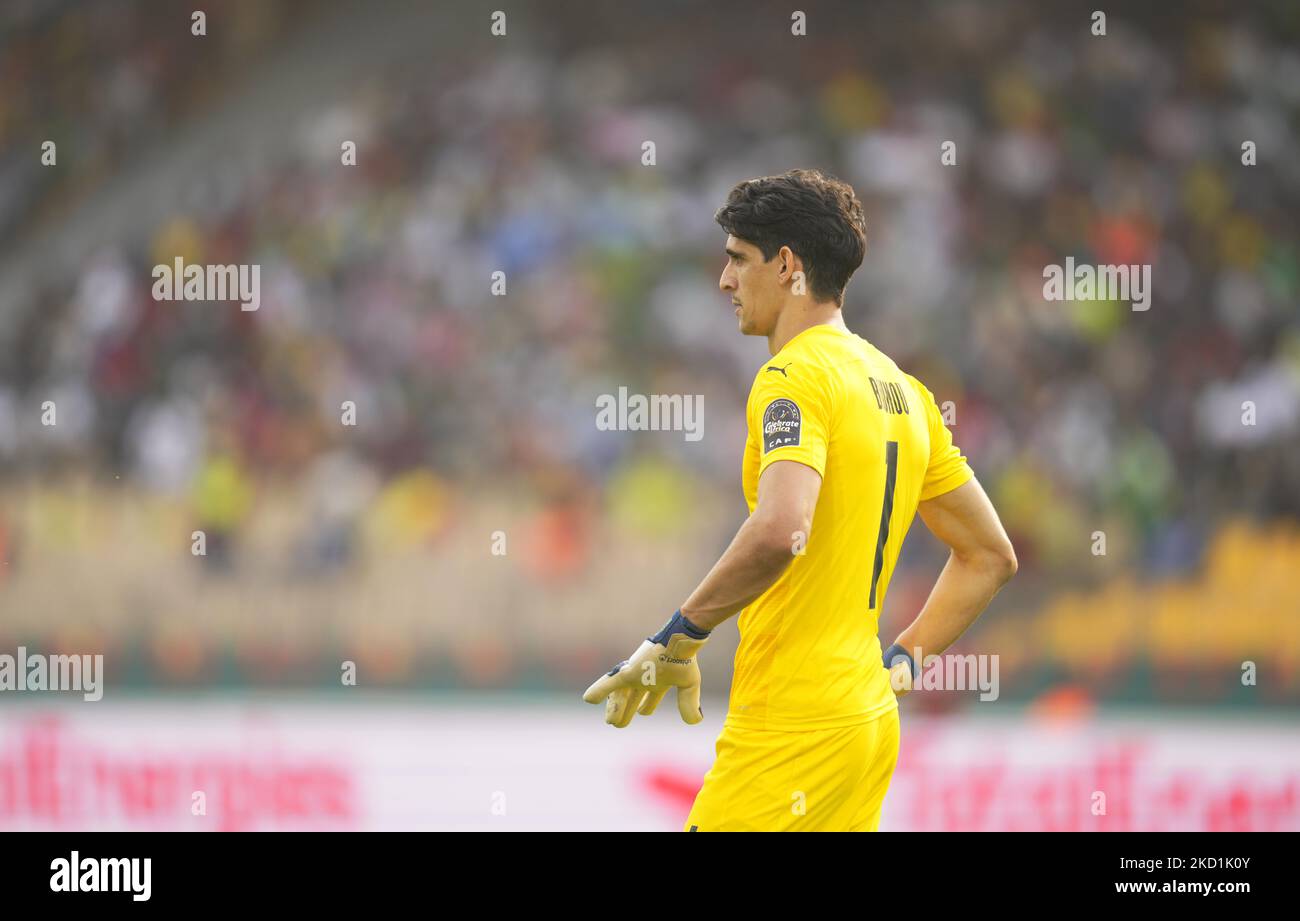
[869,377,910,415]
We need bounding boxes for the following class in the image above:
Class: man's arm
[888,476,1016,683]
[679,459,822,631]
[581,459,820,727]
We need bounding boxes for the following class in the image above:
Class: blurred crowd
[1,0,1297,702]
[0,0,309,243]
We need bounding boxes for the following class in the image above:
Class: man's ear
[778,245,795,282]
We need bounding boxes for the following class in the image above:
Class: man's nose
[719,270,735,292]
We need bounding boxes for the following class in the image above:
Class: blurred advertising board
[0,698,1296,831]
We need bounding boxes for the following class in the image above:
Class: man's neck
[768,302,850,356]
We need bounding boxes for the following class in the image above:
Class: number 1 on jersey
[869,440,899,609]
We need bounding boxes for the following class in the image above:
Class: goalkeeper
[583,170,1017,831]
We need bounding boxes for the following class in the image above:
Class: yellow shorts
[684,708,900,831]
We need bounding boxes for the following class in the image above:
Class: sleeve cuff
[758,447,826,481]
[919,463,974,502]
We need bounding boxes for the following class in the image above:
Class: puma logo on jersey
[869,377,910,415]
[766,362,793,377]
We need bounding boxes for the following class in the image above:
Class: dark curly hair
[714,168,868,307]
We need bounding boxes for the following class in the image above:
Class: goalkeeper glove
[582,610,710,728]
[882,642,918,697]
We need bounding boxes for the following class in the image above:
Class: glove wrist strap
[651,610,711,645]
[882,642,919,679]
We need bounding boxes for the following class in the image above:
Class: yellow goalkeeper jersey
[728,323,973,731]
